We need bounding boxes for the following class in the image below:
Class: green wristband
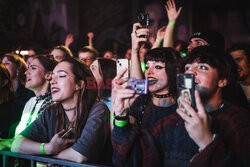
[168,22,175,26]
[156,39,162,43]
[40,143,46,155]
[115,120,127,127]
[110,115,127,127]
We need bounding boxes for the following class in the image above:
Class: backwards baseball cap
[189,29,225,50]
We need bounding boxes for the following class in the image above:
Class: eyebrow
[57,70,68,74]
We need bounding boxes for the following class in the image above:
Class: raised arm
[65,33,74,48]
[87,32,94,48]
[151,26,166,49]
[163,0,182,48]
[130,23,149,79]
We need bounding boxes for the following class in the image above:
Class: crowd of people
[0,0,249,166]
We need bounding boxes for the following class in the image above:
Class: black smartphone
[137,13,150,38]
[177,74,196,115]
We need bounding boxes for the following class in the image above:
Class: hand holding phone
[177,74,196,115]
[116,59,129,78]
[61,128,73,138]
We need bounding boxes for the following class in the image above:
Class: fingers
[176,108,192,123]
[179,99,199,120]
[194,90,207,117]
[132,23,142,33]
[113,68,128,81]
[57,129,65,137]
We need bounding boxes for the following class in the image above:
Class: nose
[187,44,194,52]
[50,75,57,85]
[25,68,30,75]
[185,67,197,76]
[146,66,154,76]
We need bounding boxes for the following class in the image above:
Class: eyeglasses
[79,57,95,61]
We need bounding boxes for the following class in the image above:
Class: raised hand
[131,23,149,54]
[165,0,182,23]
[176,90,213,149]
[65,33,74,48]
[111,68,136,117]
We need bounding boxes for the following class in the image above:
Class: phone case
[116,59,129,78]
[177,74,196,115]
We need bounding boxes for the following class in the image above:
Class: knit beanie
[189,29,225,50]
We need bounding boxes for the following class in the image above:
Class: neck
[152,96,175,107]
[203,91,224,112]
[33,81,50,97]
[12,78,19,92]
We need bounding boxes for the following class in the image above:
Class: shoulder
[89,101,109,115]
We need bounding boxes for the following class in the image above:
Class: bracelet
[168,22,175,26]
[156,39,162,43]
[40,143,46,155]
[110,115,128,127]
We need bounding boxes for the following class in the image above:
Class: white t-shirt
[14,97,44,136]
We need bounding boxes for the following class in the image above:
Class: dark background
[0,0,249,56]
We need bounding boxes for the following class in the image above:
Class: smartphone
[61,127,72,138]
[116,59,129,78]
[177,74,196,115]
[137,13,150,28]
[127,79,148,94]
[137,13,150,38]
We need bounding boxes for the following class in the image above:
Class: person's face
[78,52,95,66]
[51,49,65,62]
[25,58,47,90]
[187,38,209,53]
[1,57,18,79]
[183,92,190,101]
[231,50,250,81]
[125,49,131,59]
[184,62,224,102]
[145,61,168,94]
[50,61,80,104]
[103,51,113,59]
[90,60,103,87]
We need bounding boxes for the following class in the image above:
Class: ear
[45,71,52,81]
[218,78,228,88]
[76,80,85,91]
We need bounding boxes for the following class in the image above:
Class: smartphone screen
[177,74,196,115]
[116,59,129,78]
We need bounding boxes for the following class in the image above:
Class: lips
[147,77,158,86]
[51,87,60,94]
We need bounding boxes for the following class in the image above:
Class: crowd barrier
[0,151,108,167]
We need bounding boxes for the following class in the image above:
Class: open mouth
[148,77,158,86]
[51,87,60,94]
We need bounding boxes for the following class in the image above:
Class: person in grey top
[11,57,112,165]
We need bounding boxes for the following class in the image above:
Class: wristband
[110,115,128,127]
[168,22,175,26]
[40,143,46,155]
[156,39,162,43]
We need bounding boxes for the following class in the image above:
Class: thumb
[57,129,66,137]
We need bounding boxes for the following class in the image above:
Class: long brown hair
[3,53,27,85]
[55,57,98,139]
[0,64,15,103]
